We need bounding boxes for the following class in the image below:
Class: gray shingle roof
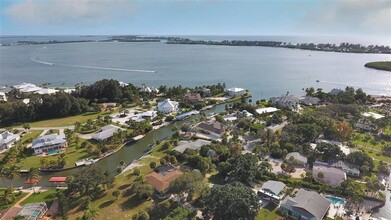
[261,180,286,196]
[281,189,331,220]
[313,165,346,186]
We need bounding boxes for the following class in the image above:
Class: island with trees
[167,38,391,54]
[365,61,391,72]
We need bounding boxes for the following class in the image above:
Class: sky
[0,0,390,38]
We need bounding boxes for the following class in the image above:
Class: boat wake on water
[30,57,157,73]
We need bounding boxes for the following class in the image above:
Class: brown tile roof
[185,93,202,103]
[197,121,224,134]
[146,169,183,191]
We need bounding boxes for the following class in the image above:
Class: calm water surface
[1,41,390,100]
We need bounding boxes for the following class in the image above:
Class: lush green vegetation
[0,189,28,211]
[256,203,280,220]
[20,189,57,206]
[364,61,391,72]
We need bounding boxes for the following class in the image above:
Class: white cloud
[299,0,391,35]
[5,0,135,25]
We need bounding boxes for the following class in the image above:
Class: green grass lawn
[66,142,169,220]
[46,129,60,135]
[20,189,57,206]
[363,149,391,163]
[256,203,281,220]
[352,132,387,151]
[14,111,114,128]
[0,190,28,211]
[20,130,44,144]
[385,125,391,136]
[15,143,93,169]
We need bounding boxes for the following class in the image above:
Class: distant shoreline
[364,61,391,72]
[1,36,390,55]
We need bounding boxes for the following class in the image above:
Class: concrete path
[39,129,49,137]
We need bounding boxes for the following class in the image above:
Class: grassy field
[66,142,167,220]
[363,149,391,163]
[352,132,387,151]
[20,130,44,144]
[20,189,57,206]
[364,61,391,72]
[385,125,391,136]
[256,203,281,220]
[0,190,28,211]
[15,143,93,169]
[14,111,114,128]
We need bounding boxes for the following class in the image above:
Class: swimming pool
[47,149,62,155]
[325,196,345,204]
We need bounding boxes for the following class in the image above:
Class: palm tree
[1,188,15,205]
[4,165,21,189]
[26,167,40,193]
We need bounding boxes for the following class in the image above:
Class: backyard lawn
[20,189,57,206]
[15,143,93,169]
[20,130,44,144]
[14,111,114,128]
[256,203,281,220]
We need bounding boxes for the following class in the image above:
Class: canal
[1,103,227,188]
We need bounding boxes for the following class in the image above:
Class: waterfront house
[197,121,224,135]
[270,95,300,108]
[362,112,385,120]
[35,88,58,95]
[202,88,211,96]
[0,92,7,102]
[157,99,179,114]
[139,85,159,93]
[32,134,67,155]
[330,160,360,177]
[285,152,308,167]
[355,119,377,132]
[258,180,286,203]
[227,87,246,96]
[238,110,254,118]
[174,139,212,153]
[146,164,183,196]
[299,96,320,106]
[330,88,344,95]
[0,130,20,151]
[16,202,48,220]
[119,81,129,87]
[256,107,279,115]
[184,92,202,103]
[12,83,42,93]
[280,189,331,220]
[312,165,346,187]
[92,125,124,141]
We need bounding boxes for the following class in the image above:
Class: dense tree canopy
[202,183,259,220]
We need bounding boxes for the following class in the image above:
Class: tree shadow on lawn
[120,195,147,211]
[118,184,132,190]
[99,200,114,209]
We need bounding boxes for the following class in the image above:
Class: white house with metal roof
[31,134,67,155]
[226,87,246,96]
[258,180,286,203]
[157,99,179,114]
[0,92,7,102]
[0,131,20,151]
[92,125,125,141]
